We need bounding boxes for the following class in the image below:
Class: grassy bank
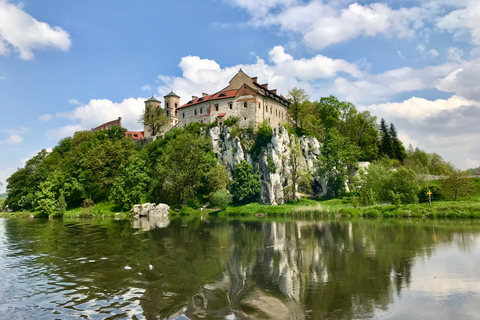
[0,202,130,219]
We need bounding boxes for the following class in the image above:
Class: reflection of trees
[4,218,480,319]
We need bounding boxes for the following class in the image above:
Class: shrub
[210,189,233,210]
[231,160,261,202]
[224,116,240,127]
[267,156,276,173]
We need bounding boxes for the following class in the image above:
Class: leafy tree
[440,170,475,201]
[138,104,169,136]
[284,138,313,201]
[154,132,216,205]
[205,163,230,197]
[287,87,309,129]
[34,179,57,215]
[209,189,233,210]
[231,160,261,202]
[111,156,151,210]
[316,129,361,196]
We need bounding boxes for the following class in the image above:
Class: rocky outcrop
[209,125,327,205]
[131,203,170,218]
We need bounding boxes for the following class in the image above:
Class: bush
[231,160,261,202]
[224,116,240,127]
[210,189,233,210]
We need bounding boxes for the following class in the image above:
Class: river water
[1,217,480,319]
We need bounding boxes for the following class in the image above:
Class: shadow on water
[1,217,480,319]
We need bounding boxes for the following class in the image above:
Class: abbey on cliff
[143,70,291,137]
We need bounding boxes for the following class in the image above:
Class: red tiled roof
[178,89,238,109]
[217,113,226,117]
[125,131,144,140]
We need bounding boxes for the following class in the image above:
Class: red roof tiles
[178,89,238,109]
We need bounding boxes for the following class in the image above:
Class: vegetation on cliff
[3,92,477,218]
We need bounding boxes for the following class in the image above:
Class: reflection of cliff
[5,218,480,320]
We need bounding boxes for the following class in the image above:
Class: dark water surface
[1,217,480,319]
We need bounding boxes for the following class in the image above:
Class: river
[0,217,479,319]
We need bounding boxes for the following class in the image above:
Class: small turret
[164,91,180,127]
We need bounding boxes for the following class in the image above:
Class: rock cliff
[208,125,328,205]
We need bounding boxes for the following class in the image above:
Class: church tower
[164,91,180,128]
[144,96,161,138]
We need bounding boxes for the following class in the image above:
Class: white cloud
[332,62,459,104]
[0,134,22,145]
[437,1,480,46]
[68,99,81,105]
[365,95,477,124]
[38,114,52,122]
[446,47,464,62]
[436,60,480,102]
[157,46,362,102]
[365,95,480,169]
[0,165,15,193]
[49,97,145,140]
[228,0,425,49]
[429,49,439,58]
[0,0,71,60]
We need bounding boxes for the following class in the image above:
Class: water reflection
[131,216,170,230]
[1,218,480,319]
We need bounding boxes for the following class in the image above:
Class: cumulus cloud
[226,0,426,49]
[0,0,71,60]
[365,95,480,169]
[48,98,145,140]
[38,114,52,122]
[0,134,23,145]
[157,46,362,102]
[437,0,480,45]
[436,60,480,102]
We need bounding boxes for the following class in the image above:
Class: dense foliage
[5,90,471,215]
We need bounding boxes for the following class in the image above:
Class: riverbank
[3,192,480,220]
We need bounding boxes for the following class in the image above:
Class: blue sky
[1,0,480,192]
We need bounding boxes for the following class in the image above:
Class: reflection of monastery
[92,70,291,139]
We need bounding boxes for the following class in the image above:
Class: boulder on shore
[131,203,170,218]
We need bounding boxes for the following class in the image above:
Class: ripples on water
[0,217,480,319]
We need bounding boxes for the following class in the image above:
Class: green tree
[379,118,392,159]
[316,129,361,196]
[154,132,216,205]
[209,189,233,210]
[205,163,230,197]
[138,104,169,136]
[284,138,313,201]
[287,87,309,129]
[231,160,261,202]
[389,123,406,161]
[440,170,475,201]
[111,156,151,210]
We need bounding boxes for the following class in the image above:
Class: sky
[1,0,480,192]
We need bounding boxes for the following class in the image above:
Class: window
[270,107,272,114]
[175,103,178,108]
[175,110,178,117]
[244,102,247,108]
[195,109,197,115]
[215,104,219,111]
[265,106,268,112]
[229,103,232,110]
[166,110,169,116]
[198,98,204,102]
[219,93,226,97]
[244,117,247,120]
[200,108,203,114]
[258,103,261,109]
[166,103,169,109]
[183,112,185,118]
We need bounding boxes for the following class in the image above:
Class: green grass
[1,201,130,219]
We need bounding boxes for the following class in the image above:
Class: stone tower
[144,96,162,138]
[164,91,180,128]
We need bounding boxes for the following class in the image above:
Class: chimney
[261,84,268,89]
[271,89,277,95]
[192,96,198,100]
[202,93,208,97]
[252,77,258,83]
